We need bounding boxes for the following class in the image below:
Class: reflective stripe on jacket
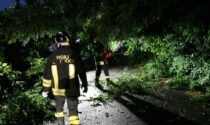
[43,45,87,96]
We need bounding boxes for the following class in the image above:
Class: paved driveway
[78,67,145,125]
[44,67,146,125]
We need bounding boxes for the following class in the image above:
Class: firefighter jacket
[42,44,87,97]
[94,43,112,66]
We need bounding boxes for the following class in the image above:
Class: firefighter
[93,42,112,89]
[42,31,88,125]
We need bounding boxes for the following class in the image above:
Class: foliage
[1,0,210,122]
[0,82,54,125]
[136,24,210,90]
[0,60,54,124]
[90,93,112,106]
[0,62,12,76]
[26,57,46,77]
[0,61,22,101]
[109,75,143,97]
[139,60,167,81]
[170,56,210,90]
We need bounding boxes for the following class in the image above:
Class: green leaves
[113,75,143,95]
[0,62,11,75]
[170,56,210,90]
[0,62,22,81]
[0,80,54,125]
[26,57,45,77]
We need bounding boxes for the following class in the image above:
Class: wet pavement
[78,85,146,125]
[43,67,209,125]
[44,67,146,125]
[77,67,145,125]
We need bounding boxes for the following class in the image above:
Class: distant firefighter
[93,42,112,89]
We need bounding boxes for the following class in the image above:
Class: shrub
[0,82,54,125]
[109,75,143,97]
[170,56,210,90]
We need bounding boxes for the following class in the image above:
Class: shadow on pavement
[95,84,110,93]
[116,93,199,125]
[95,80,198,125]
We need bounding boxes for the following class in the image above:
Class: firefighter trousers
[95,63,110,79]
[55,96,80,125]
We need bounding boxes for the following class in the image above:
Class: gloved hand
[42,91,49,98]
[81,85,88,93]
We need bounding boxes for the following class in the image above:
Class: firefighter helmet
[55,31,71,43]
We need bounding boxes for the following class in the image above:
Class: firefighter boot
[106,78,112,86]
[57,117,64,125]
[69,115,80,125]
[95,78,102,89]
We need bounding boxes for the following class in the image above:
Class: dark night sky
[0,0,24,10]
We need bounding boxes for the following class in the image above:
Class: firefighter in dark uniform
[42,31,88,125]
[94,42,112,89]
